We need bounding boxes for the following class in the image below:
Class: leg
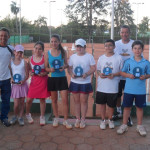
[40,98,46,117]
[14,98,20,116]
[72,93,81,120]
[18,97,25,118]
[26,98,33,115]
[60,90,68,120]
[1,79,11,120]
[107,106,114,120]
[136,107,143,125]
[100,104,106,120]
[123,107,131,125]
[80,93,89,120]
[51,91,58,118]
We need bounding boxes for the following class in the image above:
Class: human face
[0,31,10,46]
[14,51,23,59]
[50,37,60,49]
[120,28,130,42]
[34,44,43,56]
[132,44,143,58]
[104,42,115,55]
[76,45,86,55]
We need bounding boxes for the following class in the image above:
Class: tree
[65,0,110,42]
[138,17,150,36]
[10,1,19,34]
[34,16,48,40]
[114,0,134,35]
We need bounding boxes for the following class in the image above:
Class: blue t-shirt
[48,50,65,77]
[122,56,150,94]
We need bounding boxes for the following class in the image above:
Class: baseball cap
[15,45,24,52]
[75,39,86,47]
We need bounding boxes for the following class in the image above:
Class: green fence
[10,35,29,44]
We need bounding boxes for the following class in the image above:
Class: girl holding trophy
[45,34,72,129]
[10,45,29,126]
[68,38,96,128]
[26,41,50,126]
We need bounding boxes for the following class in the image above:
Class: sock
[117,107,122,114]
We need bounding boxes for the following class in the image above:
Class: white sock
[117,107,122,114]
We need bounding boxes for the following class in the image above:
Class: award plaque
[133,67,142,78]
[13,74,22,84]
[103,67,112,76]
[52,59,61,70]
[33,65,41,75]
[74,66,83,77]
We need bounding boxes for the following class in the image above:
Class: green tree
[138,17,150,36]
[65,0,110,42]
[10,1,19,34]
[114,0,134,35]
[34,16,47,40]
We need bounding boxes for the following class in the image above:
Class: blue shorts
[122,93,146,108]
[69,82,93,94]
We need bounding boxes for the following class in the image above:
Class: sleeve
[146,61,150,74]
[97,57,101,71]
[68,55,73,66]
[121,59,129,73]
[89,54,96,66]
[119,57,124,71]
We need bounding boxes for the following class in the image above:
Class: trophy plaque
[133,67,142,78]
[74,66,83,77]
[13,74,22,84]
[52,59,61,70]
[103,67,112,76]
[33,65,41,75]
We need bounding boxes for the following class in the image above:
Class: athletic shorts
[122,93,146,108]
[96,92,118,108]
[47,77,68,91]
[118,80,126,97]
[69,82,93,94]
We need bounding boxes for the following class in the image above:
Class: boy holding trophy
[96,39,123,130]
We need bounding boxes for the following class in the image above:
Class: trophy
[103,67,112,76]
[13,74,22,84]
[133,67,142,78]
[74,66,83,77]
[52,59,61,70]
[33,65,41,75]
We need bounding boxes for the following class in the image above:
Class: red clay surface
[22,43,150,117]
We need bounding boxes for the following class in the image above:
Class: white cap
[15,45,24,52]
[75,38,86,47]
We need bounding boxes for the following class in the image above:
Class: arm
[59,51,69,71]
[20,60,29,84]
[120,71,135,79]
[44,51,55,73]
[68,65,76,78]
[83,64,96,79]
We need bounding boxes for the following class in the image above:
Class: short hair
[0,27,10,36]
[104,39,115,46]
[34,41,44,51]
[120,25,130,33]
[132,40,144,49]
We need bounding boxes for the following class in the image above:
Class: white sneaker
[136,125,147,136]
[53,118,59,127]
[108,120,115,129]
[100,120,106,130]
[26,113,34,124]
[63,120,72,129]
[80,119,86,129]
[74,119,80,128]
[117,124,128,134]
[40,116,46,126]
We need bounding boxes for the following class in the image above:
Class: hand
[140,75,146,80]
[99,73,107,78]
[82,73,87,79]
[38,72,46,77]
[30,72,34,76]
[107,73,114,79]
[11,78,14,84]
[128,74,135,79]
[50,68,55,72]
[71,74,76,79]
[59,66,64,72]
